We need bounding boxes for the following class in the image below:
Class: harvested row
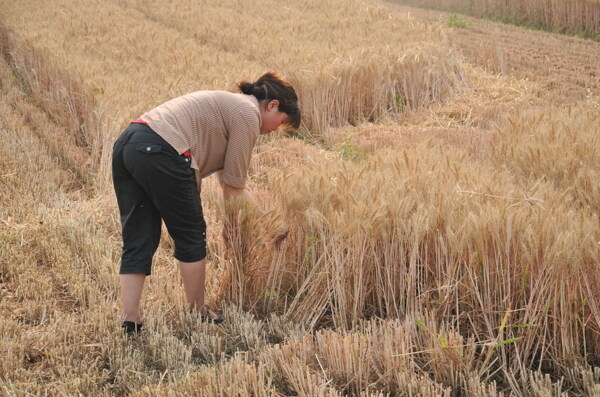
[387,0,600,40]
[0,25,99,188]
[383,1,600,104]
[141,316,600,396]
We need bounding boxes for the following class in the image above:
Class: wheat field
[0,0,599,395]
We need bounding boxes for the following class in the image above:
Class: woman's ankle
[188,303,208,316]
[123,313,142,324]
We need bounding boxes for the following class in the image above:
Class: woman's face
[260,100,289,135]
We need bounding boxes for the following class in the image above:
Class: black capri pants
[112,122,207,275]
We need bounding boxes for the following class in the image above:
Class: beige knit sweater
[140,91,262,189]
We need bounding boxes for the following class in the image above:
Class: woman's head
[238,72,301,134]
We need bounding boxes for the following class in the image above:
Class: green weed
[448,14,468,28]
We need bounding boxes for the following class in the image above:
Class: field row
[387,0,600,40]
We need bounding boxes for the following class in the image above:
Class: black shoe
[122,321,143,335]
[200,310,224,324]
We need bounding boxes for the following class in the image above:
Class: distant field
[387,0,600,40]
[0,0,599,395]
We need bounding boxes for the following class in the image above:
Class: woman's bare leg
[179,258,208,315]
[120,273,146,323]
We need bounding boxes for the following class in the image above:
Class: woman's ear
[267,99,280,111]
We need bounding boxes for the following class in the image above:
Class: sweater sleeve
[221,103,260,189]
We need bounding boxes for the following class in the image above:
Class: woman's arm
[218,171,258,207]
[195,171,202,191]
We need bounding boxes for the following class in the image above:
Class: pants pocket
[135,143,163,154]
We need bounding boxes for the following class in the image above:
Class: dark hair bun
[239,81,268,99]
[239,81,255,95]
